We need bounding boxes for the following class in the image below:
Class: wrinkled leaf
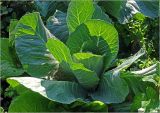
[15,12,59,77]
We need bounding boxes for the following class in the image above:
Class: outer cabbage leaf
[73,52,103,75]
[7,77,87,104]
[46,10,69,42]
[67,19,118,69]
[14,12,59,77]
[67,0,94,33]
[91,71,129,104]
[0,38,24,78]
[99,0,159,24]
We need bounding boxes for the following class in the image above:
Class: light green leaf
[15,12,59,77]
[67,0,94,32]
[46,10,69,42]
[8,91,53,112]
[91,71,129,104]
[7,77,87,104]
[67,19,118,68]
[70,62,99,89]
[46,38,75,81]
[73,52,103,75]
[46,38,72,63]
[99,0,159,24]
[92,4,112,23]
[9,19,18,46]
[0,38,24,78]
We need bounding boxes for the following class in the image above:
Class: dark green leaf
[91,71,129,104]
[15,12,59,77]
[46,10,69,42]
[34,0,64,20]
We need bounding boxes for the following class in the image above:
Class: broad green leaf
[7,77,87,104]
[8,91,54,112]
[91,71,129,104]
[73,52,103,75]
[67,19,118,68]
[70,62,99,89]
[8,91,61,113]
[46,10,69,42]
[99,0,159,24]
[46,38,72,63]
[0,38,24,78]
[92,4,112,23]
[67,0,94,32]
[9,19,18,46]
[15,12,59,77]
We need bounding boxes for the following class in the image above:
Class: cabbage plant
[1,0,158,111]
